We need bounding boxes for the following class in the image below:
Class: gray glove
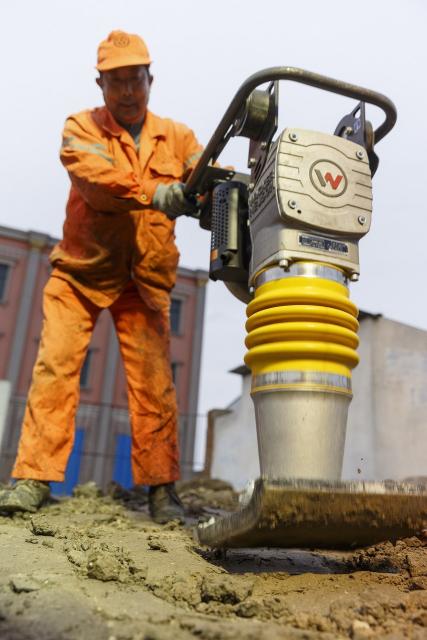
[152,182,198,220]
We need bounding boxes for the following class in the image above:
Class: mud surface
[0,479,425,639]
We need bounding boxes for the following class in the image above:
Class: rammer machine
[184,68,427,549]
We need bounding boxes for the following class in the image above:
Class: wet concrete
[0,480,425,639]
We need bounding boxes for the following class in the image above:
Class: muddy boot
[148,482,185,524]
[0,480,50,513]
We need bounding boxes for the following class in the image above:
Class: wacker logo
[310,160,347,197]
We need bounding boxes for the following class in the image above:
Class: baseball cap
[96,30,152,71]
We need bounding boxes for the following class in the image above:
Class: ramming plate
[196,478,427,549]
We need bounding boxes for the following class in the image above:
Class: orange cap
[96,30,152,72]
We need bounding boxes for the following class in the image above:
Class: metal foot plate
[196,478,427,549]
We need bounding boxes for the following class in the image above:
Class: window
[0,263,10,302]
[80,350,93,388]
[170,298,183,335]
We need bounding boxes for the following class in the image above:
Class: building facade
[0,224,208,489]
[205,313,427,489]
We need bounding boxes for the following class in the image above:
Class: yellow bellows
[244,273,359,394]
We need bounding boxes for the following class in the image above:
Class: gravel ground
[0,479,425,640]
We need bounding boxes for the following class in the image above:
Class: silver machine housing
[247,128,371,482]
[249,128,373,282]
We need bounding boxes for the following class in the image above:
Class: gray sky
[1,1,427,462]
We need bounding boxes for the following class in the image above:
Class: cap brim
[96,54,152,71]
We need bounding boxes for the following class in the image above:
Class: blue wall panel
[51,428,85,496]
[112,433,133,489]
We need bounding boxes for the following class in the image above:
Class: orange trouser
[12,276,180,485]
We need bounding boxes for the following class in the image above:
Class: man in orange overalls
[0,31,203,523]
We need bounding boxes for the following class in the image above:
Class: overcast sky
[1,0,427,464]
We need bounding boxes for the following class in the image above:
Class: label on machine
[298,234,349,255]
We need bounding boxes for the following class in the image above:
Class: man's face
[97,65,152,127]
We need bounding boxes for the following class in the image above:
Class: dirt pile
[176,477,239,516]
[0,482,425,639]
[103,477,239,517]
[351,535,427,590]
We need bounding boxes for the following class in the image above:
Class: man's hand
[152,182,198,220]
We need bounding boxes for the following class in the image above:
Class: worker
[0,30,203,523]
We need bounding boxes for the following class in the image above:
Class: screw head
[358,215,367,225]
[248,157,256,167]
[288,199,298,209]
[356,150,364,160]
[260,141,267,150]
[289,132,298,142]
[350,273,359,282]
[248,182,255,191]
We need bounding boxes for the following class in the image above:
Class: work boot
[148,482,185,524]
[0,480,50,513]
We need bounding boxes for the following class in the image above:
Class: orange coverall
[12,107,203,485]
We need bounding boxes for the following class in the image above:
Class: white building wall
[210,375,259,490]
[210,317,427,488]
[344,317,427,480]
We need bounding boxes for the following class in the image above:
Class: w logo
[315,170,343,190]
[310,160,347,197]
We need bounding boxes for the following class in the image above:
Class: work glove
[152,182,198,220]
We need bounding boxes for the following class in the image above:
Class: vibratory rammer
[184,67,427,548]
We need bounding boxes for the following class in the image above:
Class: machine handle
[185,66,397,196]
